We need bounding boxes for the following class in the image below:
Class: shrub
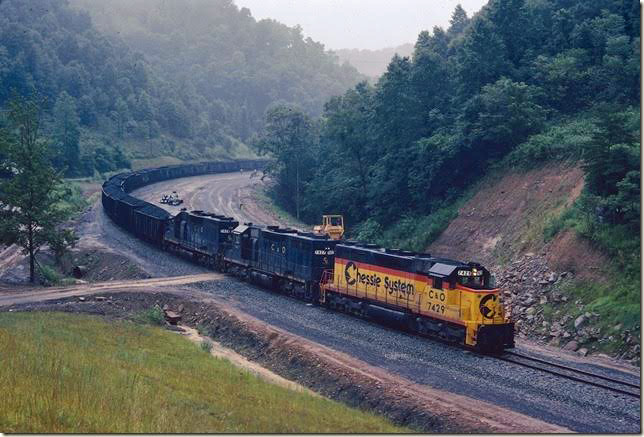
[134,306,165,326]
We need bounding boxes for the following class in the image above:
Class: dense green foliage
[0,0,362,175]
[255,0,639,248]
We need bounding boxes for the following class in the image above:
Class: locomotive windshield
[457,268,488,289]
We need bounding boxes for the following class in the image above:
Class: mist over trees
[333,44,414,79]
[254,0,640,245]
[0,0,363,175]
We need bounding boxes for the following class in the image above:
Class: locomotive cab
[450,265,514,352]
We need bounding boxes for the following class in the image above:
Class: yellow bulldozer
[313,215,344,240]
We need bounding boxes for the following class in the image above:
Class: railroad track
[499,351,640,399]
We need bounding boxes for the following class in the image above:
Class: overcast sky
[233,0,488,51]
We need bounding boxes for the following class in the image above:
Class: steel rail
[498,353,640,399]
[506,351,640,389]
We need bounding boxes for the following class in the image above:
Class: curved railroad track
[499,351,640,399]
[70,162,639,433]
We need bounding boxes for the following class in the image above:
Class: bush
[504,117,595,169]
[38,264,62,286]
[134,306,165,326]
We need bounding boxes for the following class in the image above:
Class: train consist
[102,161,514,352]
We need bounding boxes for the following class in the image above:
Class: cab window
[458,275,484,288]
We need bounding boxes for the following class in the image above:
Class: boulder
[547,272,558,283]
[95,296,106,302]
[72,265,87,279]
[539,295,548,305]
[526,307,536,316]
[163,310,181,325]
[577,348,588,357]
[562,331,571,339]
[574,315,587,330]
[78,296,86,302]
[563,340,579,351]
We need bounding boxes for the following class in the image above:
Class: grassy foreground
[0,312,408,433]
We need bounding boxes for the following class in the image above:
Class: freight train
[102,160,514,352]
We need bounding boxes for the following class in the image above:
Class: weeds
[200,339,213,353]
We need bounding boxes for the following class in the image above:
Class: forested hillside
[0,0,362,175]
[71,0,363,142]
[254,0,640,327]
[256,0,639,239]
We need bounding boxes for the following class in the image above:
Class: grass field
[0,312,408,433]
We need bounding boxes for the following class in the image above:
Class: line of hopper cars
[102,161,514,352]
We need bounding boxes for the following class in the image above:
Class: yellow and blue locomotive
[320,242,514,352]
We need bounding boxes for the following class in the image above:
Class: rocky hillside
[428,164,639,365]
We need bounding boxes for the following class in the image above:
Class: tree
[53,91,81,176]
[252,104,317,220]
[112,97,129,139]
[456,16,509,97]
[0,95,77,283]
[461,77,546,158]
[449,4,470,36]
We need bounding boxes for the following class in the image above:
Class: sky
[233,0,488,51]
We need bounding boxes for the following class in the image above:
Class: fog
[234,0,487,50]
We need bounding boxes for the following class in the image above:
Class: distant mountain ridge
[333,44,414,78]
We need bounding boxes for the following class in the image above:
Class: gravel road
[81,171,640,433]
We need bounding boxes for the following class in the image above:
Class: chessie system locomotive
[102,161,514,352]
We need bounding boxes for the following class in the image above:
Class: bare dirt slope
[428,164,606,278]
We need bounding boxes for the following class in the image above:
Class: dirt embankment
[428,164,600,273]
[1,290,568,434]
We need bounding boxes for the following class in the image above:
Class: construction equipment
[313,215,344,240]
[160,191,183,206]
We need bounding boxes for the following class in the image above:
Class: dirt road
[0,273,222,306]
[133,171,301,228]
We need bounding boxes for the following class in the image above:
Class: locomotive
[101,160,514,352]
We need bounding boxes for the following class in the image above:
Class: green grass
[0,312,409,433]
